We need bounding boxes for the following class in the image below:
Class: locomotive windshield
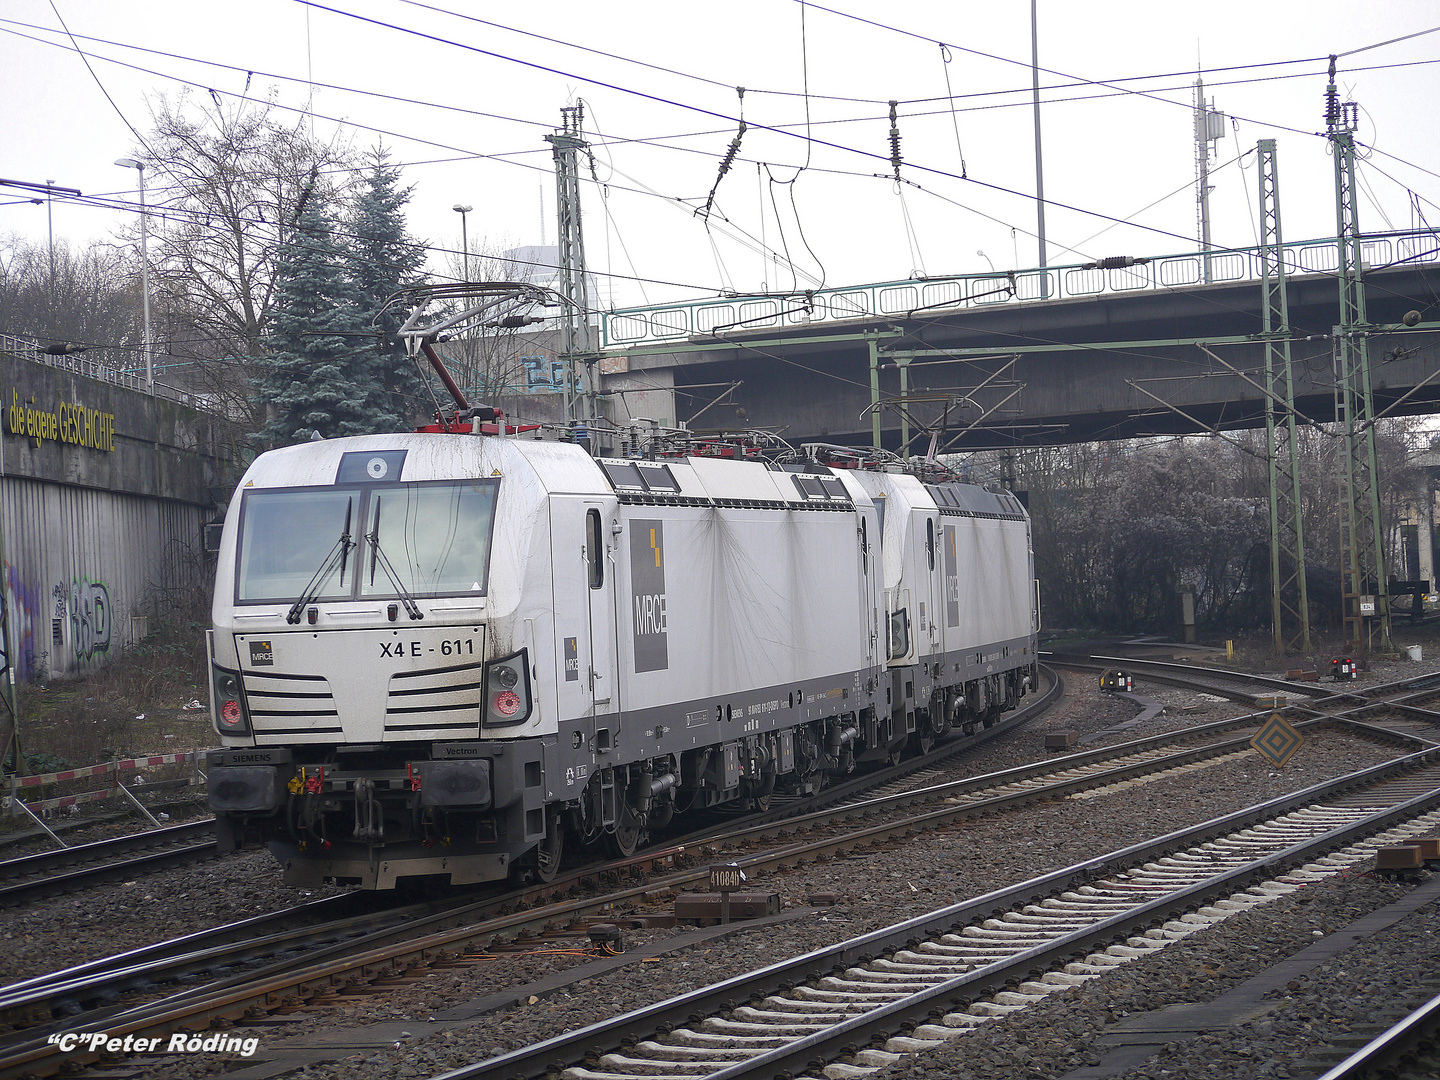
[236,479,500,603]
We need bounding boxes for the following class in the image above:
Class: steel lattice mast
[546,105,595,425]
[1257,139,1310,655]
[1326,57,1391,654]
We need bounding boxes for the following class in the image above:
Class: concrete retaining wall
[0,353,239,679]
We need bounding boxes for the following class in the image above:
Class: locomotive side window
[926,518,935,571]
[586,509,604,588]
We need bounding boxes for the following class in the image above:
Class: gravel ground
[866,872,1440,1080]
[9,665,1431,1080]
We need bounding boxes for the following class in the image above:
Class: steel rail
[0,726,1426,1078]
[430,751,1440,1080]
[0,819,215,884]
[0,840,220,908]
[0,674,1066,1042]
[1314,988,1440,1080]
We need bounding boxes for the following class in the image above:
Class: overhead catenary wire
[0,22,834,302]
[7,2,1438,333]
[9,11,1437,247]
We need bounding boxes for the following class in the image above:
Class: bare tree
[0,234,140,369]
[123,94,357,427]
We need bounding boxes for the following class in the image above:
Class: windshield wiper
[367,496,424,620]
[285,498,354,624]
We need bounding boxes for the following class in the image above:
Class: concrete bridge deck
[595,231,1440,450]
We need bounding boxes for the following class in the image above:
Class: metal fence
[601,228,1440,347]
[4,750,204,816]
[0,335,224,416]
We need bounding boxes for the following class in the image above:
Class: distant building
[1397,441,1440,613]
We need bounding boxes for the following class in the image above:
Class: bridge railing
[600,228,1440,347]
[0,334,225,416]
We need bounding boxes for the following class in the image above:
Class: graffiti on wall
[4,562,42,682]
[1,574,115,675]
[70,578,111,663]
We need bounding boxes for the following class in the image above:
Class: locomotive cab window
[236,487,359,602]
[235,478,500,604]
[359,480,500,598]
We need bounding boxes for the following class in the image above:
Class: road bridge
[594,229,1440,452]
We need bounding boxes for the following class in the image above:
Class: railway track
[0,672,1063,918]
[0,708,1412,1078]
[428,752,1440,1080]
[4,662,1429,1077]
[1051,651,1440,743]
[0,820,218,907]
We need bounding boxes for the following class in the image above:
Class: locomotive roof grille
[600,460,682,493]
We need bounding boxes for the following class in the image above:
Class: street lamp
[114,158,153,393]
[977,250,995,274]
[452,204,472,282]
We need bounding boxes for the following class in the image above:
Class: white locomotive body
[206,432,1038,888]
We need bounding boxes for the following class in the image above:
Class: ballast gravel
[7,665,1433,1080]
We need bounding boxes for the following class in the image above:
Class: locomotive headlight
[212,667,251,736]
[484,650,532,726]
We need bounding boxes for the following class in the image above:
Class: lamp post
[114,158,153,392]
[977,250,995,274]
[452,204,472,283]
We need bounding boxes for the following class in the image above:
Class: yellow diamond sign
[1251,712,1303,767]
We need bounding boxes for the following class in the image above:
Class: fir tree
[254,183,380,445]
[349,148,429,429]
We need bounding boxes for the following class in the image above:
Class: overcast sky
[3,0,1438,311]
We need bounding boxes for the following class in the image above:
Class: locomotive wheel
[647,797,675,831]
[607,803,643,858]
[910,727,935,756]
[533,812,564,883]
[887,741,905,767]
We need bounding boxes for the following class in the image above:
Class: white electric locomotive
[205,429,1038,889]
[205,285,1037,889]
